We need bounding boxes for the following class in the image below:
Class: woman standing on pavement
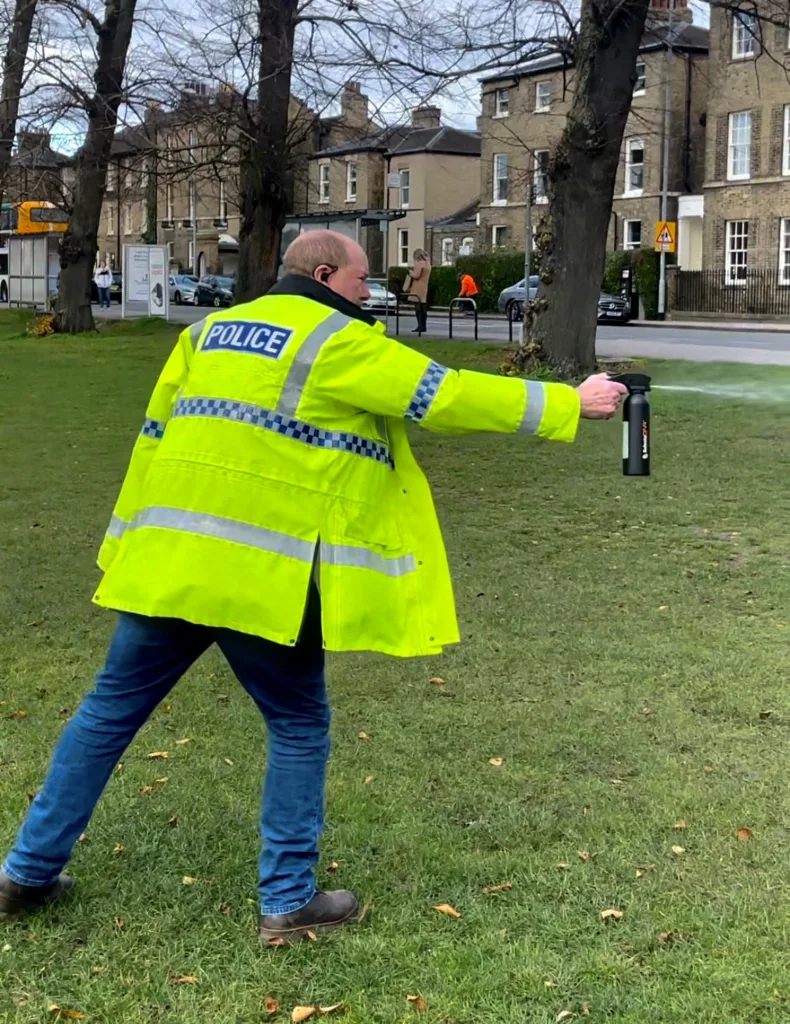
[94,262,112,309]
[405,249,431,334]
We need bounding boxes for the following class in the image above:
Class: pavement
[93,303,790,367]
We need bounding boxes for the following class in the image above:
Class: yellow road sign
[655,221,676,253]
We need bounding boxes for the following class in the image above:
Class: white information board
[122,244,169,318]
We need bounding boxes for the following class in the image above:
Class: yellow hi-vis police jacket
[94,275,581,657]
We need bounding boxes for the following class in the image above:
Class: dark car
[90,271,122,303]
[596,292,630,323]
[497,278,630,324]
[194,275,235,307]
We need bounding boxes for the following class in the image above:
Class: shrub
[386,253,527,313]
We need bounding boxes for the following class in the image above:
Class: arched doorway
[197,251,207,278]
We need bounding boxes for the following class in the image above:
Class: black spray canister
[608,373,651,476]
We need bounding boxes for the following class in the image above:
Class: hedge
[386,248,670,318]
[386,253,526,313]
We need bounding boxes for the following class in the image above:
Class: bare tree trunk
[521,0,651,376]
[0,0,37,207]
[54,0,137,333]
[234,0,298,304]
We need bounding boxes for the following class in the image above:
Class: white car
[362,281,397,312]
[169,274,199,305]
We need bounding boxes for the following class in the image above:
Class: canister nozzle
[608,372,651,393]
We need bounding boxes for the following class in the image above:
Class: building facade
[702,5,790,280]
[308,106,480,274]
[477,9,708,265]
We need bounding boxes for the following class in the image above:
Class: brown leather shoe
[260,889,359,944]
[0,871,74,917]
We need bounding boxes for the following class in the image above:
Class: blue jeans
[97,286,110,308]
[3,587,329,915]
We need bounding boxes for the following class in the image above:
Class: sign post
[121,244,170,319]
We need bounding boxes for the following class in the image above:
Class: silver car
[497,277,630,323]
[497,276,540,317]
[361,280,398,312]
[169,274,199,305]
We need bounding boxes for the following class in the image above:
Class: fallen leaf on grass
[48,1006,85,1020]
[600,908,624,922]
[114,918,125,929]
[671,845,686,856]
[168,816,179,828]
[635,864,656,878]
[139,785,155,795]
[224,758,234,766]
[481,882,513,894]
[183,876,198,885]
[112,844,125,856]
[318,1005,345,1015]
[169,975,199,985]
[357,732,370,741]
[306,930,318,942]
[429,677,445,686]
[148,752,169,760]
[736,827,753,841]
[433,903,462,918]
[673,820,687,831]
[406,995,428,1012]
[292,1009,316,1023]
[264,996,280,1014]
[544,980,556,989]
[582,1003,591,1016]
[358,900,373,923]
[557,862,570,870]
[155,777,169,785]
[488,758,504,767]
[364,775,375,785]
[175,738,191,746]
[578,850,591,863]
[657,931,675,944]
[326,862,339,874]
[267,937,286,947]
[556,1012,575,1023]
[78,833,88,844]
[218,903,231,915]
[7,710,27,720]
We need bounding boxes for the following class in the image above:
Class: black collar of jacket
[268,273,378,327]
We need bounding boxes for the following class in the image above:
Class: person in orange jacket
[457,272,479,315]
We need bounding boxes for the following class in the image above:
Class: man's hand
[576,373,628,420]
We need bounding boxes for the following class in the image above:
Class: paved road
[95,303,790,366]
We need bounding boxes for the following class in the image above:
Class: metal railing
[448,297,478,341]
[674,269,790,317]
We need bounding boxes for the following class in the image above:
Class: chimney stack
[340,80,369,130]
[411,106,442,130]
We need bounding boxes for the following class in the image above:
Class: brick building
[4,132,73,207]
[701,5,790,280]
[477,6,708,262]
[308,105,480,274]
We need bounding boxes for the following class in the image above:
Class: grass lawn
[1,311,789,1023]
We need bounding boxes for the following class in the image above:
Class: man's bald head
[282,229,370,307]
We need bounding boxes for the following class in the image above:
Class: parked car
[169,274,198,305]
[194,275,235,307]
[361,280,397,312]
[90,271,122,303]
[497,277,631,324]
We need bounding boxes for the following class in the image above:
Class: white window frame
[624,219,642,250]
[399,168,410,208]
[535,80,551,113]
[633,62,646,96]
[779,218,790,284]
[533,149,549,204]
[318,162,330,203]
[189,179,196,222]
[441,237,454,265]
[398,228,409,266]
[106,206,115,235]
[732,12,757,59]
[494,88,510,118]
[166,183,174,221]
[123,161,133,190]
[460,235,474,255]
[727,111,751,181]
[346,161,358,202]
[218,180,227,221]
[725,220,749,285]
[493,153,508,205]
[624,137,644,196]
[188,239,195,273]
[107,163,117,192]
[123,202,133,235]
[492,224,507,250]
[782,105,790,176]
